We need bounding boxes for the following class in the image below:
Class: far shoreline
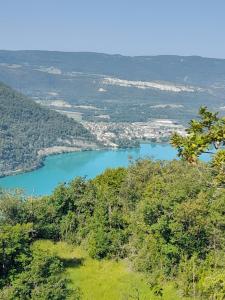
[0,140,170,179]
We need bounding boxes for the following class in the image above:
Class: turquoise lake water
[0,143,210,196]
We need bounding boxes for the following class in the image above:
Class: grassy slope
[34,240,184,300]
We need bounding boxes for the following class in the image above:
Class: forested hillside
[0,82,99,176]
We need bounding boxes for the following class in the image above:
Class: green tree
[0,190,26,225]
[0,223,33,287]
[171,106,225,185]
[0,249,77,300]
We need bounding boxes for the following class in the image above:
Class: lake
[0,143,209,196]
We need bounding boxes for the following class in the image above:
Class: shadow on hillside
[60,257,84,268]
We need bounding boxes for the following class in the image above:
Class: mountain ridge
[0,50,225,125]
[2,49,225,60]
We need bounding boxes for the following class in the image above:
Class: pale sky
[1,0,225,58]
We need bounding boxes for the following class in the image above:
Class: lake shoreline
[0,134,172,179]
[0,143,178,195]
[0,146,100,179]
[0,141,155,179]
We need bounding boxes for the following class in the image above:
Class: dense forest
[0,82,99,176]
[0,108,224,299]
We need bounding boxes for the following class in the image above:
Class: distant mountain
[0,82,99,176]
[0,50,225,123]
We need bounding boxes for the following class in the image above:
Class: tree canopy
[171,106,225,185]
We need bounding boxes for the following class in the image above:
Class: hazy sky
[1,0,225,58]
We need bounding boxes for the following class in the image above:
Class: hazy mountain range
[0,50,225,123]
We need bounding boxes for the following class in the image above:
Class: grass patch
[34,240,183,300]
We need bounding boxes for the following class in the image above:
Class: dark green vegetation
[0,223,76,300]
[1,50,225,123]
[0,160,224,299]
[0,82,99,176]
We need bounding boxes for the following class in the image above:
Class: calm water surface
[0,143,208,196]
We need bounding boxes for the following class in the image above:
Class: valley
[0,50,225,177]
[35,99,186,147]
